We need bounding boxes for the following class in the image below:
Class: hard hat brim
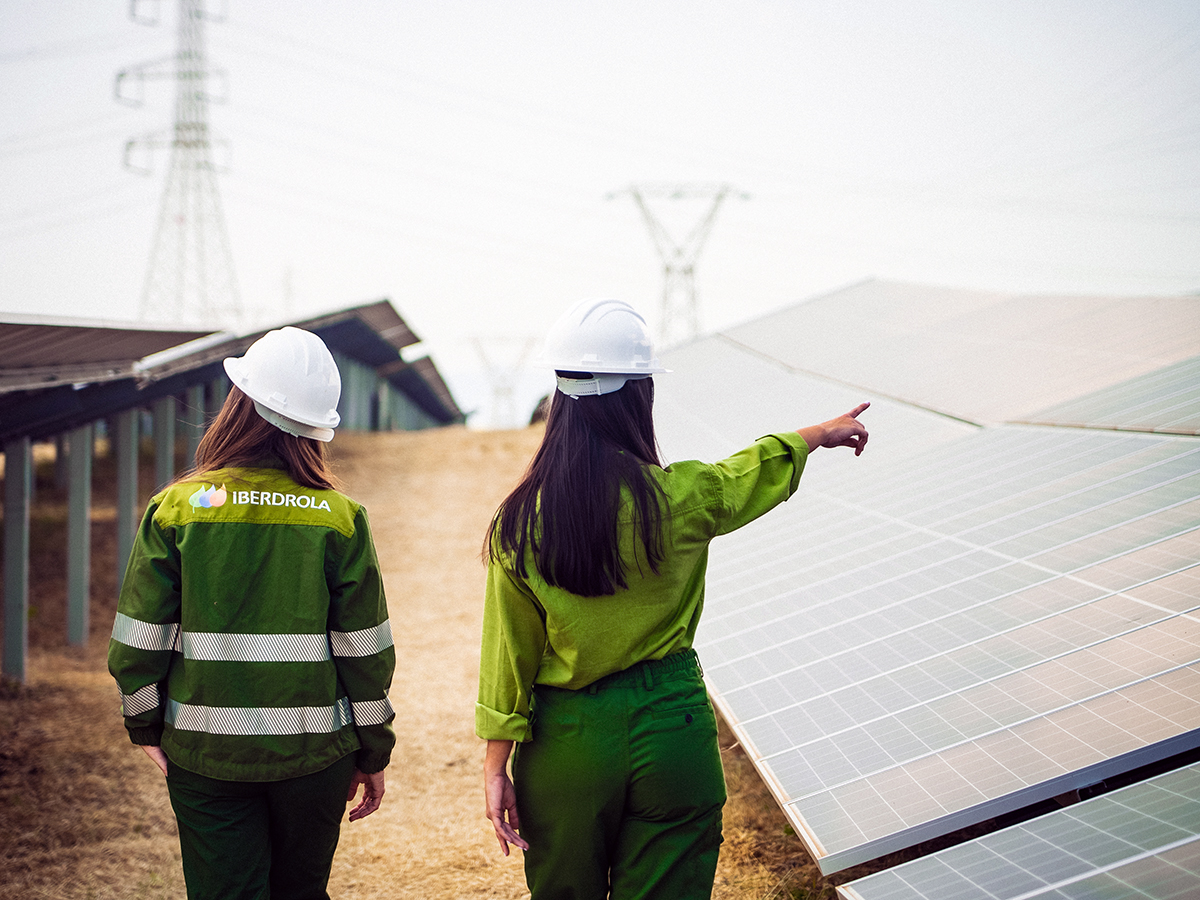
[251,400,335,442]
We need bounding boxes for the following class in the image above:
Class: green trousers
[165,753,356,900]
[513,650,727,900]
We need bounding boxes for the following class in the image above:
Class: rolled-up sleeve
[710,432,809,536]
[476,559,548,742]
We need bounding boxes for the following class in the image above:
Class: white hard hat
[537,299,668,398]
[223,327,341,442]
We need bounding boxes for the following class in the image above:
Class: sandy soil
[0,426,830,899]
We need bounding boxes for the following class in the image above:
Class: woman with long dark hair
[476,300,868,899]
[109,327,395,900]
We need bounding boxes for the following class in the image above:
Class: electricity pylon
[474,336,538,429]
[610,183,747,348]
[117,0,242,330]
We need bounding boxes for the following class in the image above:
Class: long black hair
[486,375,667,596]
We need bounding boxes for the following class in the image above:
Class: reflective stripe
[114,619,389,663]
[181,631,330,662]
[351,697,395,726]
[121,683,161,717]
[166,697,353,736]
[111,612,179,653]
[329,621,394,658]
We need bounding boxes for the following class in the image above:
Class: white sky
[2,1,1198,426]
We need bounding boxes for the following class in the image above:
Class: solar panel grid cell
[841,765,1200,900]
[710,513,1200,676]
[779,658,1200,865]
[720,564,1180,724]
[1026,355,1200,436]
[709,519,1195,678]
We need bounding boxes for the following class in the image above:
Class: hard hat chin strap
[555,372,648,399]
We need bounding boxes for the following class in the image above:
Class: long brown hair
[486,376,666,596]
[182,387,341,491]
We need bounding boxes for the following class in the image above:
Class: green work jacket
[476,431,809,743]
[108,464,396,781]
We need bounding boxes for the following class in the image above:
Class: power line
[0,29,154,64]
[0,179,147,228]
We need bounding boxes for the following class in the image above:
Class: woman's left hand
[140,744,169,776]
[485,770,528,855]
[347,768,386,821]
[484,739,529,855]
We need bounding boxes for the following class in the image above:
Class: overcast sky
[2,1,1198,426]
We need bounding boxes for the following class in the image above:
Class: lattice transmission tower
[117,0,242,330]
[610,183,747,348]
[474,335,538,429]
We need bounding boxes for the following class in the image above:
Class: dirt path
[325,427,541,899]
[0,426,822,899]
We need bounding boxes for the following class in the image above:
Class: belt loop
[588,683,599,695]
[643,663,655,691]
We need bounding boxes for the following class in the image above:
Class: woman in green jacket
[476,299,868,899]
[109,327,395,900]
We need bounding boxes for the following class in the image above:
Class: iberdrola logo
[189,484,228,508]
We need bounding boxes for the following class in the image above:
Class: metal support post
[184,383,205,467]
[3,437,32,682]
[335,353,367,430]
[209,374,229,419]
[55,433,69,488]
[67,424,93,646]
[115,409,139,592]
[376,381,391,431]
[154,395,177,490]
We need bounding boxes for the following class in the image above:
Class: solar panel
[1020,355,1200,436]
[719,280,1200,424]
[838,761,1200,900]
[654,335,1200,875]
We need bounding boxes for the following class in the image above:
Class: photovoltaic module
[651,284,1200,884]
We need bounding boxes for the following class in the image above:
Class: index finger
[848,402,870,418]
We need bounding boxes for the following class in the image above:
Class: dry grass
[0,426,835,899]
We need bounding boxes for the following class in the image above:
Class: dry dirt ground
[0,426,835,899]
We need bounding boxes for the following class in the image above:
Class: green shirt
[108,465,396,781]
[476,432,809,742]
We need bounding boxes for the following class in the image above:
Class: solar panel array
[838,762,1200,900]
[653,295,1200,880]
[1021,355,1200,436]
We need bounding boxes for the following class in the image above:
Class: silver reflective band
[112,612,179,653]
[113,618,394,663]
[182,631,331,663]
[329,621,394,658]
[351,697,395,726]
[167,697,353,736]
[121,683,161,717]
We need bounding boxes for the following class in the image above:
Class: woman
[109,326,396,900]
[476,299,869,899]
